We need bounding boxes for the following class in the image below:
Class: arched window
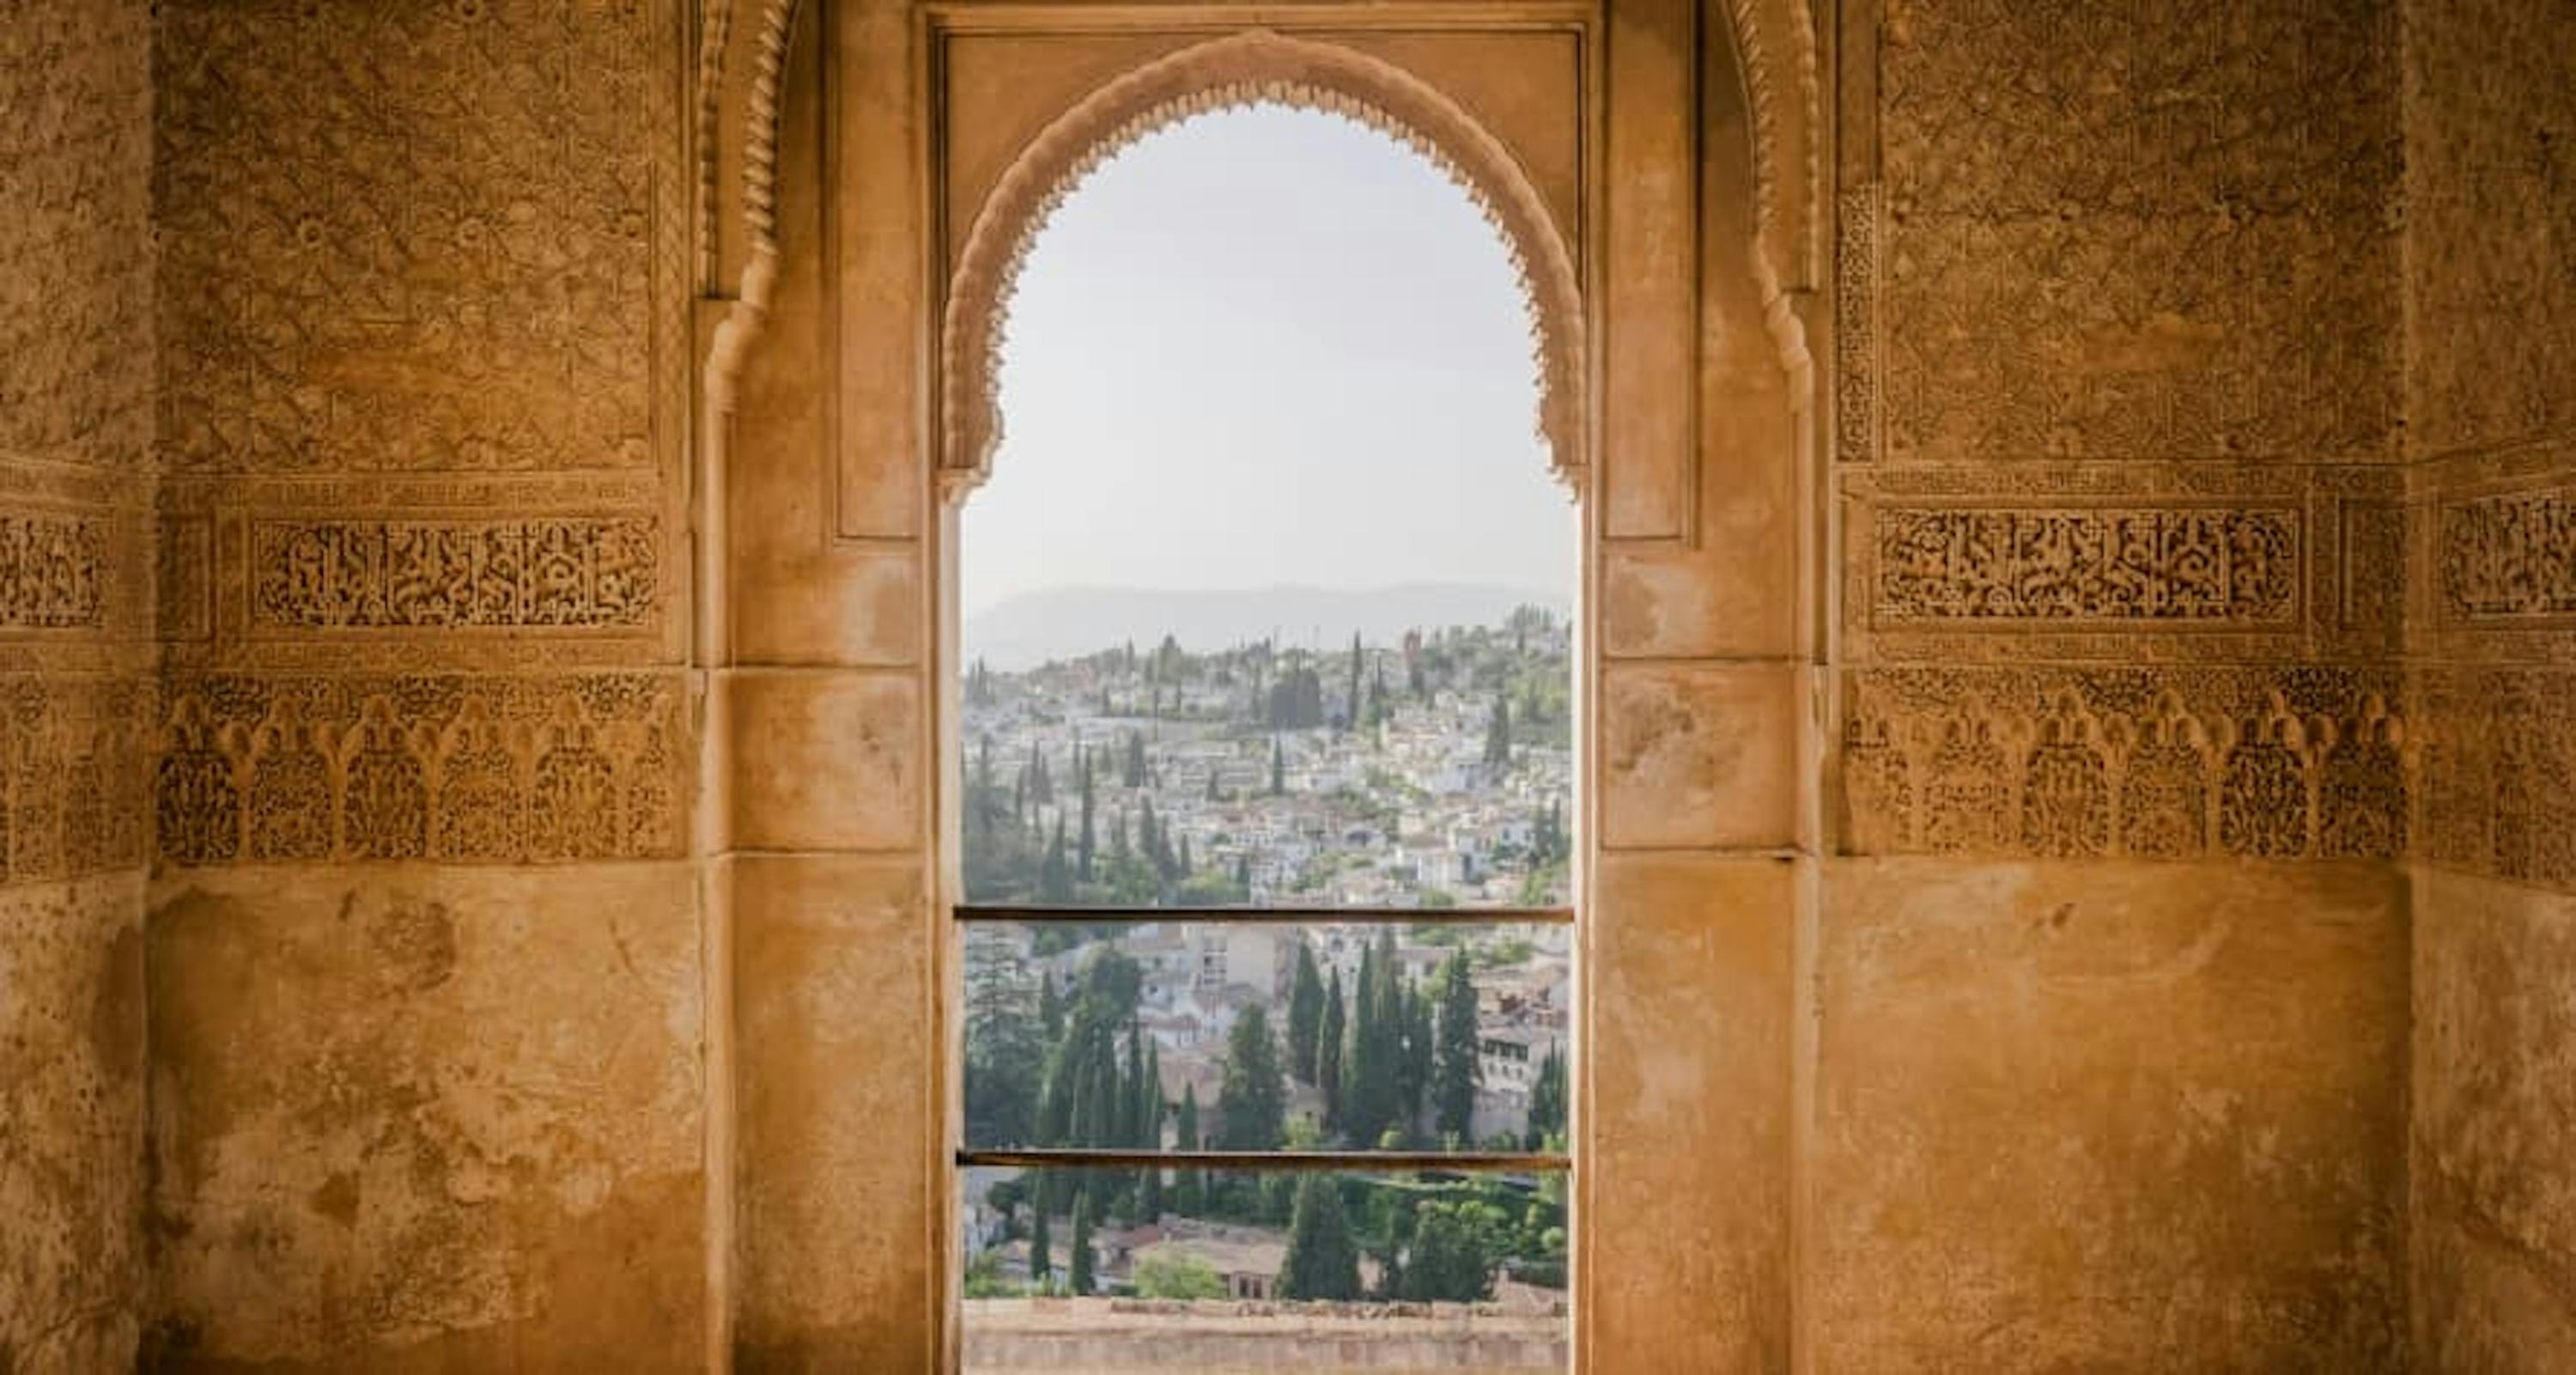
[950,101,1580,1366]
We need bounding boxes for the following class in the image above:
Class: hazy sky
[959,105,1577,617]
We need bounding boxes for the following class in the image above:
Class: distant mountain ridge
[964,582,1569,669]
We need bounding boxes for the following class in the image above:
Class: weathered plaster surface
[2413,869,2576,1370]
[143,865,705,1372]
[1,2,155,1370]
[0,875,147,1374]
[731,855,935,1371]
[1814,860,2411,1372]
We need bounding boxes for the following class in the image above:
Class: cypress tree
[1317,970,1346,1131]
[1269,735,1286,795]
[1215,1004,1287,1150]
[1286,942,1325,1084]
[1278,1176,1362,1301]
[1076,746,1097,881]
[1069,1191,1096,1295]
[1433,952,1481,1142]
[1398,976,1433,1133]
[1029,1195,1053,1287]
[1526,1042,1567,1149]
[1174,1084,1205,1215]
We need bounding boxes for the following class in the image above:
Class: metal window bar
[954,903,1574,927]
[955,1147,1568,1172]
[956,903,1575,1171]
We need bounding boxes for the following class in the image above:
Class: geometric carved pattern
[2439,488,2576,622]
[0,674,155,885]
[1841,667,2406,861]
[0,514,106,629]
[155,0,674,475]
[2415,668,2576,891]
[252,517,659,630]
[156,674,688,868]
[1873,506,2300,624]
[1877,0,2398,464]
[1835,184,1879,464]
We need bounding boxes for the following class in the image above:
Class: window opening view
[954,102,1577,1372]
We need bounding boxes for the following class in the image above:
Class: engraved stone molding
[1722,0,1824,295]
[1874,0,2400,465]
[0,674,155,886]
[1840,465,2402,662]
[1840,666,2408,862]
[1868,505,2301,626]
[155,674,690,869]
[935,28,1588,503]
[2415,667,2576,892]
[155,0,688,478]
[250,516,659,631]
[2439,485,2576,624]
[0,514,106,630]
[1835,183,1880,463]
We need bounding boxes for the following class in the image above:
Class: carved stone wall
[0,1,156,1367]
[1823,0,2415,1365]
[144,1,705,1366]
[2402,0,2576,1363]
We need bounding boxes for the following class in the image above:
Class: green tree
[1039,818,1072,903]
[1133,1250,1225,1299]
[1525,1043,1567,1150]
[1433,953,1483,1142]
[1398,977,1434,1136]
[1483,697,1512,770]
[1029,1196,1053,1287]
[1316,970,1346,1130]
[1397,1199,1507,1302]
[1269,734,1286,795]
[1069,1190,1097,1295]
[963,931,1043,1147]
[1077,746,1097,881]
[1215,1004,1287,1150]
[1173,1084,1205,1215]
[1285,942,1325,1084]
[1278,1176,1363,1301]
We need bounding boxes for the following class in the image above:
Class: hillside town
[957,609,1573,1317]
[960,606,1572,910]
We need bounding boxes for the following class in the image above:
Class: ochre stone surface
[1814,860,2411,1372]
[1586,855,1793,1372]
[0,875,147,1372]
[2400,2,2576,1368]
[2413,861,2576,1368]
[731,855,935,1372]
[143,866,705,1372]
[2,1,155,1369]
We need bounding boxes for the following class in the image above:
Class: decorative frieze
[1835,184,1879,464]
[1840,666,2407,862]
[251,517,659,630]
[0,514,106,629]
[2415,667,2576,891]
[156,673,690,867]
[0,674,155,885]
[2439,487,2576,622]
[1871,506,2300,624]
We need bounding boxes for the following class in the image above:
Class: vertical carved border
[1835,182,1880,465]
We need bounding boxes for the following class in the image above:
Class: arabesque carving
[2439,486,2576,622]
[2415,667,2576,890]
[1871,506,2300,624]
[939,29,1587,502]
[155,674,690,868]
[0,514,106,629]
[252,517,659,630]
[1840,667,2407,861]
[0,674,153,885]
[1835,185,1880,462]
[155,0,682,474]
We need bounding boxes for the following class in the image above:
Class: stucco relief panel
[155,673,690,869]
[1874,0,2399,465]
[1840,666,2407,863]
[154,0,685,477]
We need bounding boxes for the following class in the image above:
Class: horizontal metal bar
[953,904,1575,927]
[957,1148,1571,1173]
